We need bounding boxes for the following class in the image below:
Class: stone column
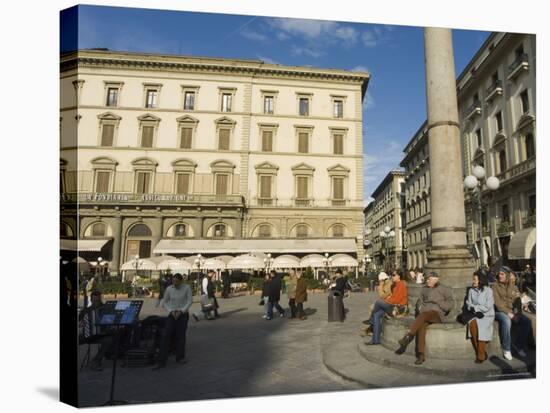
[110,215,123,276]
[424,27,475,289]
[151,215,163,256]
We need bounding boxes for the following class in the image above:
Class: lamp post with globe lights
[263,253,274,274]
[322,253,332,280]
[194,254,206,295]
[464,165,500,270]
[379,226,396,271]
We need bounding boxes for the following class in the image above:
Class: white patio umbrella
[214,255,234,264]
[72,256,90,273]
[203,258,227,270]
[330,253,359,267]
[272,254,301,269]
[120,257,157,271]
[300,254,326,268]
[156,258,192,272]
[227,254,265,270]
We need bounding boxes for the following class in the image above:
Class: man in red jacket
[365,270,408,345]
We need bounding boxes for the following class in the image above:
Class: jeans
[288,298,297,318]
[267,300,284,319]
[368,299,394,321]
[371,308,386,344]
[495,311,512,351]
[158,312,189,365]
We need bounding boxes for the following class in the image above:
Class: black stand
[103,327,128,406]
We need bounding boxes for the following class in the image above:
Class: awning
[300,254,326,268]
[508,228,536,260]
[153,238,357,254]
[330,253,359,267]
[227,254,265,270]
[272,254,301,269]
[60,239,110,252]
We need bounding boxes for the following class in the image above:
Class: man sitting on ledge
[365,270,408,345]
[395,271,454,365]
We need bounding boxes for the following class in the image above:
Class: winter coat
[492,282,521,313]
[286,276,298,299]
[295,278,308,303]
[268,274,282,302]
[466,286,495,341]
[261,279,271,297]
[331,277,348,295]
[416,282,454,320]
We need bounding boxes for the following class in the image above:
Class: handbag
[457,308,476,325]
[200,294,214,311]
[259,298,265,306]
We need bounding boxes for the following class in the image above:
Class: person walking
[396,272,453,365]
[153,273,193,370]
[261,273,271,319]
[331,269,349,320]
[465,270,495,363]
[156,273,172,308]
[295,270,308,320]
[266,270,285,320]
[286,269,298,319]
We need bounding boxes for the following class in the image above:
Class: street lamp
[464,165,500,269]
[263,253,273,274]
[379,226,396,271]
[322,252,332,279]
[194,254,206,295]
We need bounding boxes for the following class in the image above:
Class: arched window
[332,224,344,238]
[296,224,309,238]
[258,224,272,238]
[92,222,106,237]
[174,224,186,237]
[128,223,152,237]
[60,222,73,238]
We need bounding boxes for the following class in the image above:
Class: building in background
[367,170,406,270]
[60,50,369,275]
[400,121,431,271]
[363,201,375,271]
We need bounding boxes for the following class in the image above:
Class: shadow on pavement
[36,387,59,400]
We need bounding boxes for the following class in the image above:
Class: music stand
[97,300,143,406]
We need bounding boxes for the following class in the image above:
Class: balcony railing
[497,158,536,184]
[508,53,529,80]
[464,100,482,120]
[294,198,312,207]
[485,79,503,102]
[61,192,245,205]
[257,198,275,206]
[331,199,347,207]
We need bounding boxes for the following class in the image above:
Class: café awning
[227,254,265,270]
[508,228,536,260]
[330,253,359,267]
[272,254,301,269]
[60,239,109,252]
[153,238,357,254]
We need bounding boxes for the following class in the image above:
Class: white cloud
[363,91,375,110]
[267,18,337,39]
[351,65,370,73]
[362,30,380,48]
[290,45,325,59]
[257,55,280,65]
[240,29,269,43]
[334,26,359,44]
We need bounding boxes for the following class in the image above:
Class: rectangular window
[333,100,343,118]
[297,176,308,199]
[299,98,309,116]
[180,127,193,149]
[218,129,230,150]
[481,210,488,229]
[141,126,154,148]
[95,171,110,193]
[184,91,195,110]
[175,173,190,195]
[106,88,118,107]
[298,132,309,153]
[101,124,114,146]
[221,93,232,112]
[515,44,524,58]
[60,171,66,194]
[215,174,229,195]
[528,194,536,214]
[261,130,273,152]
[475,129,482,147]
[520,90,529,114]
[264,96,274,114]
[333,177,344,199]
[499,150,507,173]
[496,111,503,132]
[145,89,158,108]
[501,204,509,223]
[136,172,151,194]
[259,225,271,237]
[260,175,272,199]
[333,134,344,155]
[491,71,499,83]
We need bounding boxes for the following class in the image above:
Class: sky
[61,5,491,202]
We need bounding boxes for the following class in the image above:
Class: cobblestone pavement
[78,292,365,407]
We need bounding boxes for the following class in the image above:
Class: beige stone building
[458,32,536,267]
[367,170,406,270]
[400,121,431,271]
[60,50,369,274]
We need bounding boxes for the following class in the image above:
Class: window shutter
[218,129,230,150]
[176,174,190,194]
[262,130,273,151]
[216,174,228,195]
[333,134,343,154]
[298,133,308,153]
[141,126,154,147]
[333,177,344,199]
[260,175,272,198]
[96,171,110,192]
[136,172,150,194]
[180,127,193,149]
[101,125,114,146]
[297,176,308,199]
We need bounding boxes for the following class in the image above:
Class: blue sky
[61,5,490,202]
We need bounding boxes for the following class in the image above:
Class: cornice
[60,51,370,86]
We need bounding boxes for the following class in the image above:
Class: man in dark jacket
[395,271,454,365]
[267,270,285,320]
